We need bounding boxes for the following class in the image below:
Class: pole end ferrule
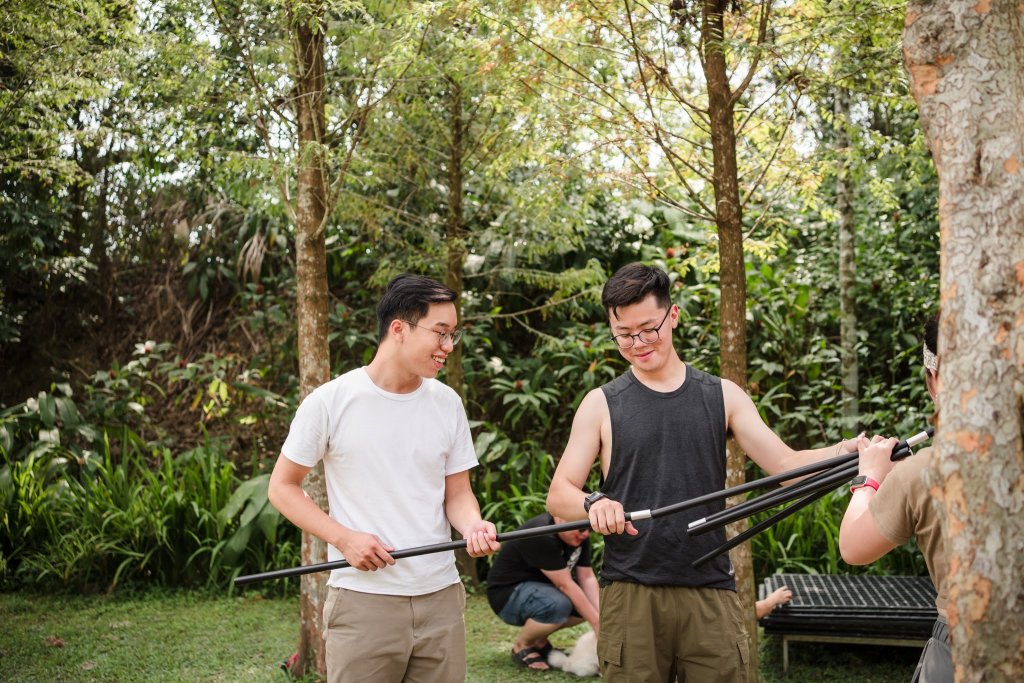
[906,429,931,447]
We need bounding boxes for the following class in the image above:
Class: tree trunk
[701,2,756,678]
[291,5,330,677]
[835,86,859,432]
[903,2,1024,680]
[443,76,479,586]
[444,76,467,407]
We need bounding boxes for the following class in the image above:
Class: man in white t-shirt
[268,273,500,683]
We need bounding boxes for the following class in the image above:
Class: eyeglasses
[610,307,672,349]
[403,320,464,347]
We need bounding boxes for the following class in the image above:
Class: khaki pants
[597,582,749,683]
[323,583,467,683]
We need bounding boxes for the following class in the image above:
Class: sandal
[535,641,564,660]
[511,645,550,671]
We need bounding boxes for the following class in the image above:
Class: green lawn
[0,588,918,682]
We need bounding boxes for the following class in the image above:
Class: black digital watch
[583,491,608,513]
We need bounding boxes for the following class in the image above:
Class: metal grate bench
[758,573,938,671]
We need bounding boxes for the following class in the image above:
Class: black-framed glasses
[610,307,672,349]
[403,320,464,347]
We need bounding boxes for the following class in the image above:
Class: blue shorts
[497,581,573,626]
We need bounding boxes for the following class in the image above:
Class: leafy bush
[1,437,299,592]
[751,488,926,578]
[0,336,299,593]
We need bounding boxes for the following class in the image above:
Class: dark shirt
[485,512,591,614]
[600,366,735,589]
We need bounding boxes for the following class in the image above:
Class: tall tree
[835,86,859,428]
[289,2,331,675]
[346,1,608,385]
[526,1,789,671]
[903,1,1024,679]
[211,0,410,674]
[696,4,766,671]
[0,0,260,398]
[768,0,940,444]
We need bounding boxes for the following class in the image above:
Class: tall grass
[1,435,299,592]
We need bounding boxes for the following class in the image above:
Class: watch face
[850,475,867,487]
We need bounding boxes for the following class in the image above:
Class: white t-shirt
[281,367,478,595]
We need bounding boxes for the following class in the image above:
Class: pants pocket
[734,635,750,683]
[597,637,623,667]
[323,587,347,631]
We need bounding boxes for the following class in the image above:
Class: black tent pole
[686,461,859,536]
[687,427,932,536]
[690,483,837,568]
[235,427,933,587]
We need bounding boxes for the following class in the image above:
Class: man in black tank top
[547,263,859,683]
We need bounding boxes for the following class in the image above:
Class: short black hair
[376,274,457,342]
[601,263,671,318]
[924,311,939,357]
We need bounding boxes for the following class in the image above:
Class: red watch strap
[851,477,880,492]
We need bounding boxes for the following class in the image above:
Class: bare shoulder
[720,376,745,398]
[579,386,609,409]
[720,376,783,456]
[572,387,609,424]
[557,389,609,472]
[720,377,756,418]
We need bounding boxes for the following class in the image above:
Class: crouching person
[486,513,600,671]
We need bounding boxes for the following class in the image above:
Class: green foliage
[476,427,553,528]
[462,319,618,547]
[1,437,299,592]
[0,0,945,598]
[0,333,298,592]
[751,489,926,579]
[747,260,843,447]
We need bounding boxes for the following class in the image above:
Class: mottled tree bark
[903,1,1024,679]
[291,4,330,677]
[701,2,756,677]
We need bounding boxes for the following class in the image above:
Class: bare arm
[723,380,858,476]
[547,389,605,520]
[444,469,500,557]
[839,435,900,564]
[541,567,600,635]
[755,585,792,619]
[267,453,396,570]
[547,389,637,536]
[576,565,601,620]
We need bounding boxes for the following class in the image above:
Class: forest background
[1,0,940,641]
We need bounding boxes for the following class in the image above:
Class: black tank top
[599,366,735,589]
